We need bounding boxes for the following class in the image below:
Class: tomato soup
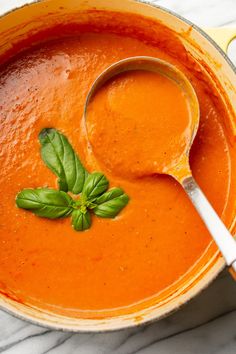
[0,12,235,316]
[87,69,192,178]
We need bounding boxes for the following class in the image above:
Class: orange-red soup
[0,13,235,316]
[87,69,192,178]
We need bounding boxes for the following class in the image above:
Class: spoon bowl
[84,56,199,182]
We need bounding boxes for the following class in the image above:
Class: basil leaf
[16,188,74,219]
[39,128,88,194]
[72,209,91,231]
[82,172,109,200]
[94,188,129,218]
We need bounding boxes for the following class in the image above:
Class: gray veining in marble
[0,1,236,353]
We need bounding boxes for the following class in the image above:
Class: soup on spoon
[85,56,236,277]
[86,63,195,180]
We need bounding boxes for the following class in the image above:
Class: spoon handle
[182,176,236,279]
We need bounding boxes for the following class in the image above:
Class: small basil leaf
[94,188,129,218]
[39,128,88,194]
[16,188,74,219]
[82,172,109,200]
[72,209,91,231]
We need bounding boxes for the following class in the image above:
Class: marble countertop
[1,1,236,353]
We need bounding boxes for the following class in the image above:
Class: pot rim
[0,0,234,332]
[1,0,235,74]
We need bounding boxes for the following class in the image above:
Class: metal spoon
[84,56,236,279]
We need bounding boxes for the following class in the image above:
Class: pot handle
[204,27,236,52]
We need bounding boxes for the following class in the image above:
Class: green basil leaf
[82,172,109,200]
[16,188,74,219]
[94,188,129,218]
[72,209,91,231]
[39,128,88,194]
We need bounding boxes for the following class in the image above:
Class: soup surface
[0,12,235,315]
[87,69,192,178]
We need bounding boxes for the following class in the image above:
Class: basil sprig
[16,128,129,232]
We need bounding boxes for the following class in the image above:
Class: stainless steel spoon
[84,56,236,279]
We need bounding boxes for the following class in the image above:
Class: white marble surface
[1,0,236,353]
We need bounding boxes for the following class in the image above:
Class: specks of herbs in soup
[16,128,129,231]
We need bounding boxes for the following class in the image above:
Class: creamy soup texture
[87,69,192,178]
[0,12,235,316]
